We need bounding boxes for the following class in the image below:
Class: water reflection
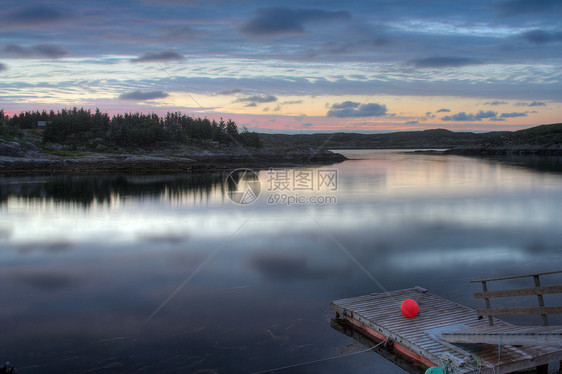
[0,173,232,207]
[249,251,353,281]
[1,151,561,373]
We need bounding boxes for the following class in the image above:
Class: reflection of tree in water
[225,169,260,191]
[0,173,237,207]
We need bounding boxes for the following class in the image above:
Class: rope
[496,335,502,374]
[251,339,388,374]
[307,212,398,306]
[440,358,448,373]
[144,216,252,324]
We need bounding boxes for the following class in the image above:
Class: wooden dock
[442,325,562,346]
[331,287,562,374]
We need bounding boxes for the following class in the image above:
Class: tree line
[0,108,262,148]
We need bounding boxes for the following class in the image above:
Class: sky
[0,0,561,133]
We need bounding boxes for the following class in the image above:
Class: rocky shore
[445,144,562,156]
[0,138,347,175]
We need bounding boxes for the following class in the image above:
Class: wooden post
[481,281,493,326]
[536,363,548,374]
[533,275,548,326]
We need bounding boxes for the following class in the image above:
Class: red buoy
[401,299,419,318]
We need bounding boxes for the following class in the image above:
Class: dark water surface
[1,150,561,373]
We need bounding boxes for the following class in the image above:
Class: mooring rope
[251,339,388,374]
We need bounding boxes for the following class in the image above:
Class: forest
[0,108,262,149]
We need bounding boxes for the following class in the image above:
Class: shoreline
[3,147,562,176]
[0,151,347,176]
[445,149,562,156]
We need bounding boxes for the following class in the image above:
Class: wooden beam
[481,281,494,326]
[442,326,562,346]
[443,332,562,347]
[474,285,562,299]
[534,275,549,326]
[477,306,562,317]
[470,270,562,283]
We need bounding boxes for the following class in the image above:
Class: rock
[48,143,64,150]
[24,142,39,151]
[0,141,28,157]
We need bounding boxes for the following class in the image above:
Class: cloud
[118,90,169,101]
[500,112,527,118]
[244,102,257,107]
[6,5,72,26]
[327,101,387,117]
[281,100,303,105]
[490,117,506,121]
[131,49,184,63]
[484,101,508,105]
[215,88,243,95]
[237,94,277,103]
[410,56,480,68]
[441,110,497,121]
[405,120,419,125]
[520,29,562,44]
[240,7,351,36]
[0,63,7,72]
[516,101,547,107]
[497,0,562,16]
[1,43,68,59]
[436,108,450,113]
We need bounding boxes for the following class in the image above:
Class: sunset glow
[1,1,560,133]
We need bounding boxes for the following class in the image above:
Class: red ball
[401,299,419,318]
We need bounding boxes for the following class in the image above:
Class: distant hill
[446,123,562,155]
[259,123,562,155]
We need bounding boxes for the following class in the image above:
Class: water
[1,150,561,373]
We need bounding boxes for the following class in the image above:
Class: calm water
[1,150,561,373]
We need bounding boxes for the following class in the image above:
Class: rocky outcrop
[0,149,347,175]
[0,140,28,157]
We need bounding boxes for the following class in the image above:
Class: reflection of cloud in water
[249,252,352,281]
[16,240,75,255]
[330,219,562,265]
[0,225,12,239]
[387,246,526,270]
[11,268,81,290]
[137,231,189,245]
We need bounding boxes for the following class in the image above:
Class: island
[1,108,560,176]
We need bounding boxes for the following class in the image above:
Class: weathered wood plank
[442,326,562,346]
[470,270,562,283]
[477,305,562,316]
[474,285,562,299]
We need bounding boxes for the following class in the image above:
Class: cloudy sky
[1,0,561,133]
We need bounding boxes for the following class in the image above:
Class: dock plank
[331,288,562,374]
[442,325,562,346]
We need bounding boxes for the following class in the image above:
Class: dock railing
[471,270,562,326]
